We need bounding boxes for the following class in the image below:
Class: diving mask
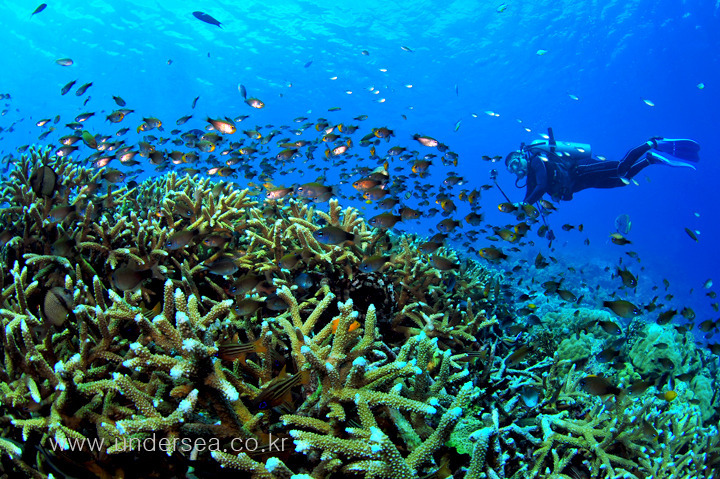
[505,151,528,178]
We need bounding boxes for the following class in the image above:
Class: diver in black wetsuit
[504,128,700,205]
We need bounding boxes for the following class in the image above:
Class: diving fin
[647,151,697,170]
[654,139,700,163]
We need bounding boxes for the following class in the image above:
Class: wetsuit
[524,142,654,204]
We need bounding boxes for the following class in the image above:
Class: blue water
[1,0,719,326]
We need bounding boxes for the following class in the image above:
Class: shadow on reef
[0,147,719,478]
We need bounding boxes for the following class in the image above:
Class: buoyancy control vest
[521,129,592,200]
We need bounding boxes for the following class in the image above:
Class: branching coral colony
[0,147,718,478]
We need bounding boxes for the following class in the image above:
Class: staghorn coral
[0,148,496,477]
[285,382,477,479]
[0,148,718,479]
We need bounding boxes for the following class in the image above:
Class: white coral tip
[369,427,385,443]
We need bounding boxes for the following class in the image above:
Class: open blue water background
[1,0,718,331]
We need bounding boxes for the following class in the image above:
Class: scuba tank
[522,127,592,162]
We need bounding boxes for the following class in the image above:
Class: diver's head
[505,151,528,179]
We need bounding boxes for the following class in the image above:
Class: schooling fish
[413,134,439,147]
[431,255,460,271]
[75,82,93,96]
[51,235,75,257]
[295,182,336,200]
[225,275,263,296]
[176,115,192,126]
[55,145,78,157]
[106,110,125,123]
[207,117,236,134]
[353,178,379,191]
[478,247,507,261]
[165,229,196,250]
[231,299,263,317]
[265,186,294,200]
[580,375,622,396]
[465,212,483,226]
[359,255,391,273]
[102,169,125,183]
[542,280,561,294]
[641,420,659,441]
[265,295,288,311]
[202,232,231,248]
[368,213,402,229]
[313,226,358,245]
[111,264,161,291]
[60,80,77,95]
[274,251,300,270]
[202,257,239,276]
[596,346,621,363]
[557,289,577,302]
[245,98,265,109]
[47,205,75,223]
[363,187,389,201]
[294,272,314,290]
[680,307,695,320]
[603,299,641,318]
[597,320,623,335]
[192,11,222,28]
[656,309,677,325]
[437,218,462,232]
[31,3,47,16]
[616,267,637,288]
[112,95,126,106]
[498,202,517,213]
[419,241,443,254]
[399,207,422,221]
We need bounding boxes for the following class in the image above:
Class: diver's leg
[574,160,628,189]
[601,140,693,181]
[617,142,654,177]
[622,155,653,178]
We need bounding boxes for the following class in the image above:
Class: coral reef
[0,147,718,478]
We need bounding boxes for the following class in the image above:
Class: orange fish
[353,178,380,191]
[331,317,361,334]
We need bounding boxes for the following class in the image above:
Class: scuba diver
[504,128,700,205]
